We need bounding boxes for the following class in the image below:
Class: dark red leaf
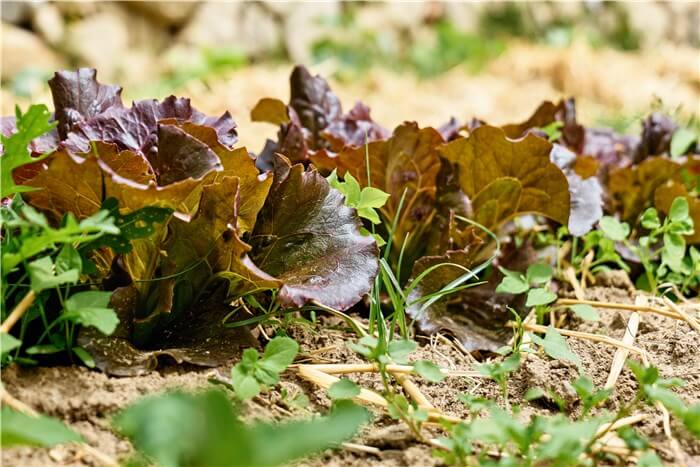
[48,68,124,139]
[250,156,378,310]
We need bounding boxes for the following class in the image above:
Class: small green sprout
[231,336,299,400]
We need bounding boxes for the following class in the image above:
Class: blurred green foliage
[312,18,506,79]
[133,46,249,98]
[312,2,643,79]
[480,2,640,51]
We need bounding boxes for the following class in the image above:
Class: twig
[341,442,381,455]
[255,324,271,342]
[556,298,682,320]
[663,297,700,334]
[390,371,434,410]
[591,437,635,459]
[1,386,39,416]
[512,322,646,355]
[564,266,585,300]
[1,290,36,334]
[76,444,120,467]
[296,365,461,424]
[292,363,483,378]
[297,365,388,407]
[595,413,647,436]
[605,296,642,389]
[510,310,537,362]
[435,333,473,360]
[581,250,596,289]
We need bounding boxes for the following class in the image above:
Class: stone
[625,2,669,48]
[125,1,198,27]
[178,2,280,57]
[31,3,65,46]
[63,9,130,79]
[282,2,340,63]
[1,1,31,24]
[1,23,62,80]
[62,5,167,83]
[239,3,280,56]
[442,3,490,33]
[178,3,245,48]
[260,1,296,17]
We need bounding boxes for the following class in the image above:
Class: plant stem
[0,290,36,334]
[583,396,639,455]
[310,300,368,337]
[555,298,682,320]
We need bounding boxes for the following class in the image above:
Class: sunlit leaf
[670,128,697,158]
[328,378,361,400]
[598,216,630,242]
[250,158,378,310]
[413,360,446,383]
[62,291,119,335]
[440,125,570,228]
[115,390,370,467]
[525,288,557,307]
[533,327,580,366]
[1,333,21,356]
[569,304,600,321]
[0,105,57,198]
[1,407,81,447]
[526,263,553,285]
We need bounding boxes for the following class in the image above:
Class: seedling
[529,326,581,368]
[230,336,299,400]
[1,197,129,366]
[436,361,694,466]
[328,169,390,246]
[476,351,521,407]
[496,262,557,323]
[328,378,361,400]
[571,375,612,416]
[1,407,81,448]
[597,197,695,293]
[348,332,443,442]
[115,390,370,467]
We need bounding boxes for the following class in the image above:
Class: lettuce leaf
[312,122,443,259]
[251,65,387,166]
[250,155,379,310]
[4,68,378,374]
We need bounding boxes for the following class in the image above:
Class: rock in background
[1,1,698,88]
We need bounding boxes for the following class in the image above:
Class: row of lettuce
[1,66,698,374]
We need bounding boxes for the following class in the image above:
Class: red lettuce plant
[252,68,618,351]
[1,69,378,375]
[251,65,388,169]
[501,98,700,242]
[5,66,696,363]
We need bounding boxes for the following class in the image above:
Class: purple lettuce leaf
[249,155,379,310]
[634,112,678,161]
[251,66,388,166]
[48,68,124,139]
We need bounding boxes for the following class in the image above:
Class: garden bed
[2,60,699,467]
[3,281,699,466]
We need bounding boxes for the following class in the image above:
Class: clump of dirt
[2,286,700,467]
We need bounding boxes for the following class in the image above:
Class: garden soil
[3,281,700,466]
